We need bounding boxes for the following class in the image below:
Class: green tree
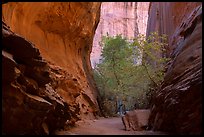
[93,32,170,116]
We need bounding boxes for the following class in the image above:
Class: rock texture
[2,2,101,134]
[91,2,149,67]
[122,109,150,131]
[146,2,202,134]
[146,2,201,57]
[2,21,75,134]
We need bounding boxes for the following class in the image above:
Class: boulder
[122,109,150,131]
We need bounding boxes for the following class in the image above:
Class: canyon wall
[146,2,202,134]
[146,2,202,57]
[2,2,101,134]
[91,2,149,67]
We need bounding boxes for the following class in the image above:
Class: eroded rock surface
[2,21,76,134]
[146,2,202,134]
[2,2,101,135]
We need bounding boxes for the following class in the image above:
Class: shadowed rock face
[146,2,202,134]
[2,21,74,134]
[2,2,101,135]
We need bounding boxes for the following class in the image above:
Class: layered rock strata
[2,2,101,134]
[146,2,202,134]
[2,21,78,134]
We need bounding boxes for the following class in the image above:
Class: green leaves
[93,32,170,115]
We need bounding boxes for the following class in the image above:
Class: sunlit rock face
[91,2,150,67]
[2,2,101,134]
[146,2,202,134]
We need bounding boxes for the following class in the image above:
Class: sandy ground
[55,117,167,135]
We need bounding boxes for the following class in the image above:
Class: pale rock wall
[91,2,150,67]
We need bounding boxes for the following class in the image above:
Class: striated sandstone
[2,2,101,134]
[91,2,149,67]
[146,2,202,134]
[2,2,101,119]
[146,2,201,56]
[2,21,75,134]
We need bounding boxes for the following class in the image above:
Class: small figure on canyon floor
[118,104,124,116]
[134,103,138,110]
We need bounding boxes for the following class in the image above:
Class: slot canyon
[2,2,202,135]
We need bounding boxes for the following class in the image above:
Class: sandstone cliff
[146,2,202,134]
[2,2,101,134]
[91,2,149,67]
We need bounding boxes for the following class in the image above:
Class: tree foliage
[93,32,169,116]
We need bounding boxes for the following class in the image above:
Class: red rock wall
[146,2,202,134]
[2,2,101,134]
[2,21,75,134]
[146,2,201,56]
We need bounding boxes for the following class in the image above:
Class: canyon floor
[55,112,167,135]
